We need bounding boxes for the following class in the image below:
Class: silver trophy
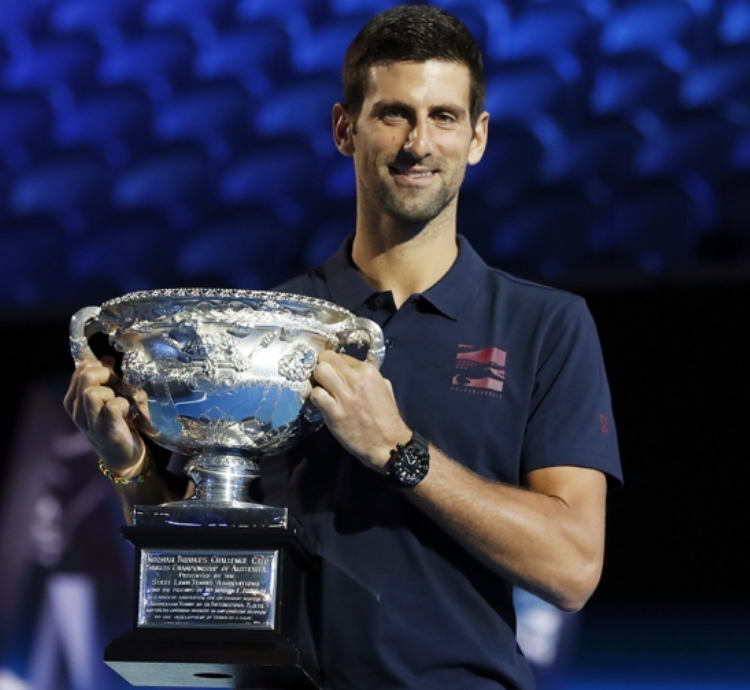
[69,288,385,688]
[70,287,385,524]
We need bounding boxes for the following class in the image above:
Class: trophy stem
[187,451,260,504]
[133,450,290,527]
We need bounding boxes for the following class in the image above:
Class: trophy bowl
[70,288,385,522]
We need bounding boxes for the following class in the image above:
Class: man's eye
[434,112,456,123]
[382,108,406,119]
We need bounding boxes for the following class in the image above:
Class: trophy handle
[69,306,103,365]
[336,316,386,368]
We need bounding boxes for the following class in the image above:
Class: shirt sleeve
[521,298,623,487]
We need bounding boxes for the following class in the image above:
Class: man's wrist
[365,427,413,473]
[99,443,152,484]
[384,431,430,488]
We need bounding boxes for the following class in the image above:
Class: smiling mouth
[389,166,437,181]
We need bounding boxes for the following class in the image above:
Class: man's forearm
[409,445,607,612]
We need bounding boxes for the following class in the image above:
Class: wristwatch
[384,431,430,488]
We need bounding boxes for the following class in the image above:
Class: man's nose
[403,120,431,158]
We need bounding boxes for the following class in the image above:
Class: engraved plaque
[138,549,278,629]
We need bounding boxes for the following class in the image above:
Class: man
[65,6,622,689]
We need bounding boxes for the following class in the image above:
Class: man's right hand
[63,357,147,479]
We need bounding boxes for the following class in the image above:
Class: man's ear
[467,110,490,166]
[333,103,355,156]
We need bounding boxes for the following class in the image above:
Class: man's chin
[386,198,454,227]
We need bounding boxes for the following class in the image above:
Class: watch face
[388,439,429,487]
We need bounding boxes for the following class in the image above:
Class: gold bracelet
[98,448,153,485]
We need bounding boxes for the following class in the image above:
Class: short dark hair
[342,4,487,126]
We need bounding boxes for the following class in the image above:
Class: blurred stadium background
[0,1,749,689]
[1,0,750,308]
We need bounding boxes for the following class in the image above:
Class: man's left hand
[309,350,411,472]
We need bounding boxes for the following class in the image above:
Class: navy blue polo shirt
[269,235,622,690]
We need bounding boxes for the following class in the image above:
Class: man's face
[335,60,488,228]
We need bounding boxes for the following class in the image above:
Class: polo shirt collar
[422,235,484,320]
[323,234,484,320]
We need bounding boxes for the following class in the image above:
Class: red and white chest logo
[451,345,507,398]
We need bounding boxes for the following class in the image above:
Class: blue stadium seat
[589,53,681,119]
[55,86,153,167]
[0,223,68,309]
[599,0,698,70]
[438,0,512,60]
[143,0,235,42]
[485,59,569,125]
[0,92,55,170]
[234,0,319,44]
[8,154,110,235]
[291,18,365,76]
[111,147,213,229]
[680,48,750,110]
[500,3,596,81]
[302,219,353,269]
[176,213,300,289]
[633,112,740,177]
[50,0,142,49]
[489,186,596,282]
[235,0,321,20]
[253,79,342,156]
[68,217,179,296]
[718,0,750,46]
[329,0,401,15]
[325,158,357,200]
[153,82,250,161]
[217,147,320,226]
[464,121,545,207]
[541,119,643,184]
[526,0,613,21]
[2,36,101,107]
[194,25,291,96]
[98,30,196,103]
[0,0,48,45]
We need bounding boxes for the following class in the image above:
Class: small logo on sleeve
[451,345,506,398]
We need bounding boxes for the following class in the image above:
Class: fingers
[86,392,130,436]
[63,359,144,469]
[310,354,350,421]
[313,351,377,410]
[310,350,409,470]
[314,350,371,385]
[64,359,117,430]
[312,354,346,394]
[308,384,336,418]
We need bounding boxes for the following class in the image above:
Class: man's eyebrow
[370,99,412,112]
[431,103,468,117]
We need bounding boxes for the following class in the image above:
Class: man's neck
[351,220,458,308]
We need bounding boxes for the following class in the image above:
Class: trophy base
[105,631,319,688]
[109,512,320,689]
